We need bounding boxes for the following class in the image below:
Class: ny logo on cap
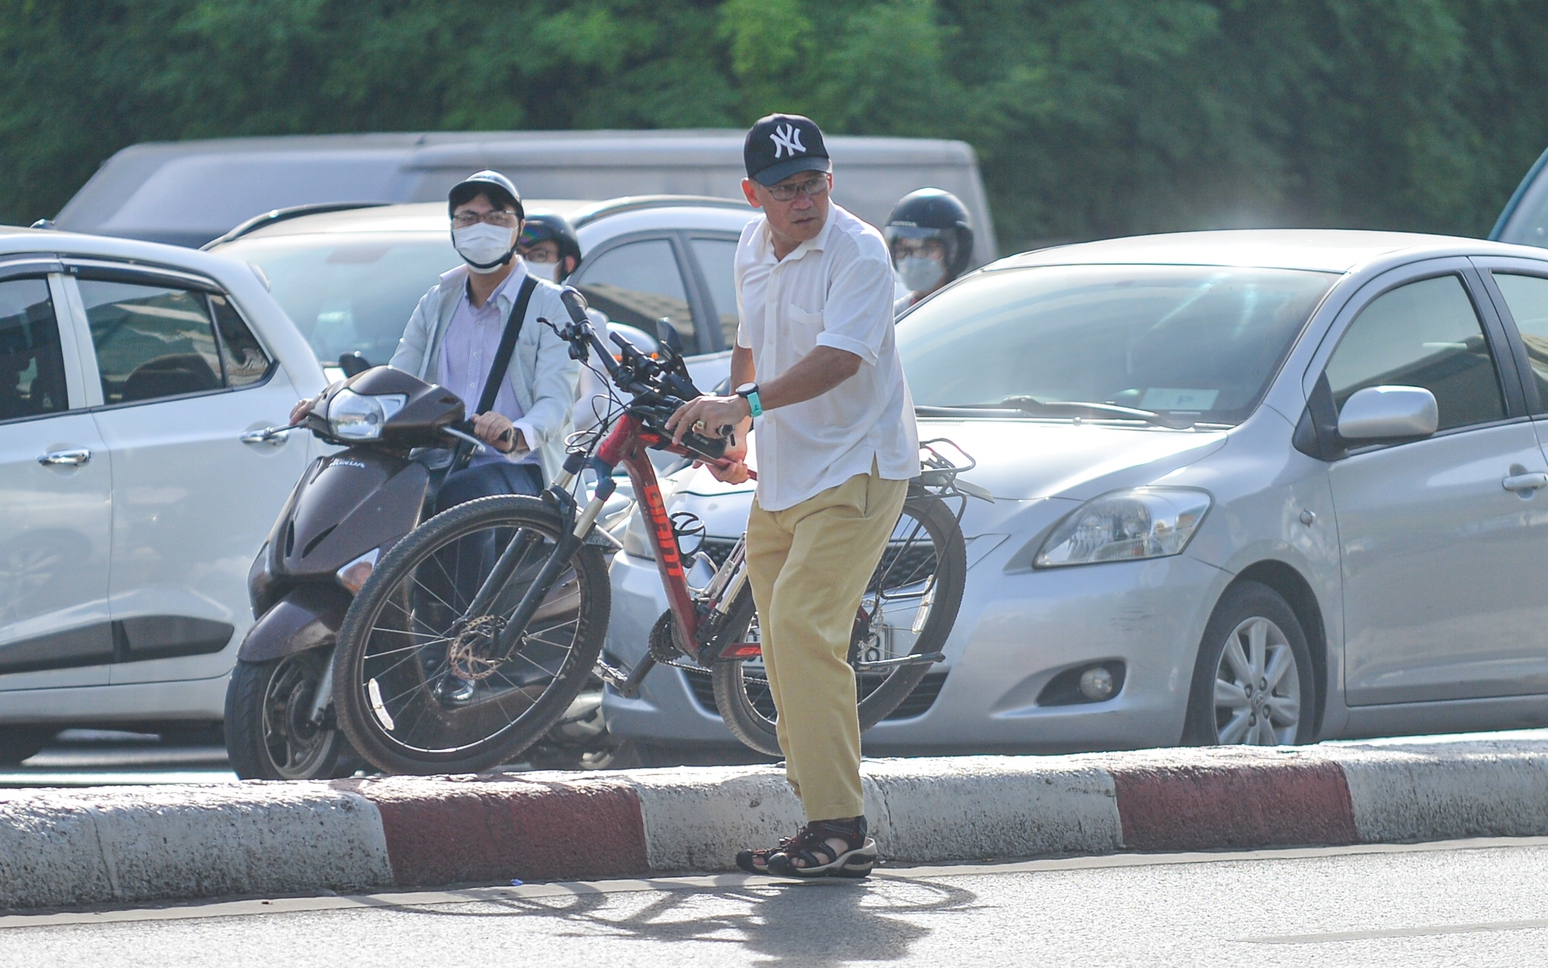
[770,123,806,159]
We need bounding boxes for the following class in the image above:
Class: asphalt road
[0,730,237,787]
[4,838,1546,967]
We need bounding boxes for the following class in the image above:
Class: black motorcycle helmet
[518,212,584,281]
[884,188,975,281]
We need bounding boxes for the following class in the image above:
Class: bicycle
[332,288,983,773]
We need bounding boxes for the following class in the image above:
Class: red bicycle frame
[593,413,755,661]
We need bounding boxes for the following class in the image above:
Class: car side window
[0,277,70,421]
[209,294,274,387]
[1490,272,1548,409]
[690,237,740,350]
[571,238,698,355]
[78,279,270,405]
[1324,274,1505,433]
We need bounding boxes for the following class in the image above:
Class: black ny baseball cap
[744,114,831,186]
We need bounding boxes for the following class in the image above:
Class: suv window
[79,279,272,405]
[571,239,698,355]
[0,278,69,421]
[1490,272,1548,408]
[1325,274,1505,432]
[690,237,740,349]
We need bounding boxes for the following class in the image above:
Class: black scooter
[224,366,479,778]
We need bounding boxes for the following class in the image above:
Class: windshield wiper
[920,396,1196,429]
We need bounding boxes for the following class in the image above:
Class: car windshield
[215,234,460,366]
[897,264,1336,425]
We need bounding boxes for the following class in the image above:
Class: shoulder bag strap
[476,274,539,415]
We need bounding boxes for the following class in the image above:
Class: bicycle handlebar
[547,287,730,461]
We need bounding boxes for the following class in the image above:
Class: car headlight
[1035,487,1211,568]
[327,388,406,441]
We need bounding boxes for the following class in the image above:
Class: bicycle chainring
[648,610,690,664]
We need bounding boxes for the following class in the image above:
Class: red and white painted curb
[6,739,1548,911]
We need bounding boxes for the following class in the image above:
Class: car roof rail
[200,202,393,250]
[570,195,750,230]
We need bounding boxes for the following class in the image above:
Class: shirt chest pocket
[784,305,825,353]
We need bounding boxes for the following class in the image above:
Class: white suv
[206,196,757,389]
[0,228,325,763]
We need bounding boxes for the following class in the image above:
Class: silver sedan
[603,229,1548,756]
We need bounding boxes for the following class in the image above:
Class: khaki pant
[745,468,909,822]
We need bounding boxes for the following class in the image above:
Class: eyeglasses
[451,210,519,229]
[892,237,947,259]
[766,175,830,203]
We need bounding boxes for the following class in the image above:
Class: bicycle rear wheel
[710,490,967,757]
[333,495,609,774]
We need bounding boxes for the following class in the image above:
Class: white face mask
[897,255,946,294]
[453,223,516,273]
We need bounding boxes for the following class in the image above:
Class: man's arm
[665,344,860,447]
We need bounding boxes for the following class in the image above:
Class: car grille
[684,668,948,722]
[695,538,937,589]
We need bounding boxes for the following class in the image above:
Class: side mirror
[1337,385,1438,440]
[338,352,372,377]
[655,317,685,358]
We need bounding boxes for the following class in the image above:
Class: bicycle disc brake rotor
[446,614,507,681]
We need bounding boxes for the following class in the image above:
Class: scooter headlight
[1035,487,1211,568]
[327,388,406,441]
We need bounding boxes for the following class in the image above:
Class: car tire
[0,726,53,765]
[225,653,356,780]
[1183,580,1316,746]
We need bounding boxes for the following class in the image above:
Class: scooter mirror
[338,352,371,377]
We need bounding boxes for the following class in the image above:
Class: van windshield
[897,264,1335,426]
[215,234,460,366]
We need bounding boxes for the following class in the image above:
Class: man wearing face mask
[517,213,584,284]
[289,171,579,506]
[885,188,975,316]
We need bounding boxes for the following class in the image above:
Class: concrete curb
[6,740,1548,911]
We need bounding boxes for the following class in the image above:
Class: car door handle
[1502,472,1548,492]
[37,449,91,467]
[240,426,296,446]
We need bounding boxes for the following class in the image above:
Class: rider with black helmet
[884,188,975,315]
[518,212,584,284]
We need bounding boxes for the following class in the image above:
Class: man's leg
[436,461,543,512]
[427,461,544,700]
[744,496,797,792]
[760,470,908,823]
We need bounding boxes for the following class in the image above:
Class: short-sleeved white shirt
[735,203,919,512]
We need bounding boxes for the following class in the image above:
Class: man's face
[742,171,832,246]
[519,239,575,281]
[452,194,520,245]
[891,236,947,267]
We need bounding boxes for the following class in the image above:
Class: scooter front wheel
[333,495,610,775]
[225,652,358,780]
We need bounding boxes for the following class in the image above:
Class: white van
[52,130,998,263]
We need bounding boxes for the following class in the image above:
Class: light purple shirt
[438,261,537,466]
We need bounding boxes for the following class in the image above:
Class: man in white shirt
[667,114,919,880]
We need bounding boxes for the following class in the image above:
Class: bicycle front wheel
[711,490,967,757]
[333,495,609,774]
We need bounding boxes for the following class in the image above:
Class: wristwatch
[735,383,763,418]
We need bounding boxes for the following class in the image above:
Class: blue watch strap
[737,383,764,418]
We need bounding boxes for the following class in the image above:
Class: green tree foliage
[1,0,1545,250]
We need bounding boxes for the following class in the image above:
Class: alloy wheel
[1211,615,1301,745]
